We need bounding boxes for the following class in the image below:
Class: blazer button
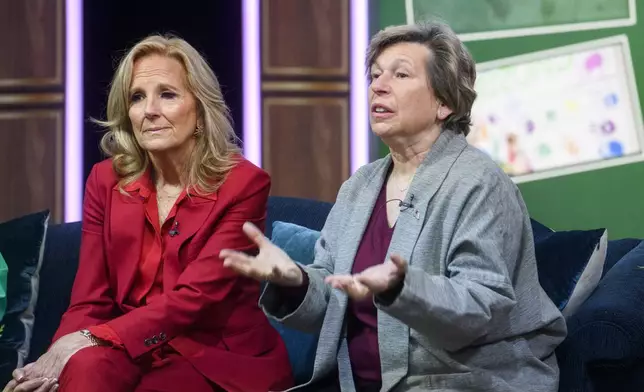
[159,332,166,341]
[151,336,159,344]
[144,338,152,347]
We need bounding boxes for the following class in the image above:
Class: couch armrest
[556,241,644,391]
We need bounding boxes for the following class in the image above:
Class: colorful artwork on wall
[467,35,644,182]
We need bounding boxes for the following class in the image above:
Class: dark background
[82,0,243,182]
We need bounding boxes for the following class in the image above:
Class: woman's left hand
[20,332,92,381]
[3,375,58,392]
[325,254,408,300]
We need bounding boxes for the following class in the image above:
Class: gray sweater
[261,129,567,392]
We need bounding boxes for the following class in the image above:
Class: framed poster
[466,35,644,183]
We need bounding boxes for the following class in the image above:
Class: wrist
[376,276,405,306]
[293,264,309,287]
[293,266,304,286]
[282,263,305,287]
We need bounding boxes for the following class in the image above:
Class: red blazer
[53,157,293,392]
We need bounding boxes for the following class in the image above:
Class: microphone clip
[398,193,415,210]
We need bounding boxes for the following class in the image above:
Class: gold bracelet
[79,329,101,346]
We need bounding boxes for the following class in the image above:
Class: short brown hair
[366,22,477,135]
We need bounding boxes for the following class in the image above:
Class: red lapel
[161,193,217,291]
[110,187,146,304]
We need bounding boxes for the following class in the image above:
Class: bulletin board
[466,35,644,183]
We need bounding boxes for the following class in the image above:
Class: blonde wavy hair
[95,34,241,195]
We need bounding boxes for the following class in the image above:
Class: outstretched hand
[325,254,408,300]
[220,222,304,287]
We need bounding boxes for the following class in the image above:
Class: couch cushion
[27,222,82,362]
[266,197,332,240]
[0,210,49,384]
[535,228,607,318]
[555,241,644,391]
[271,221,320,266]
[604,238,642,277]
[269,221,321,385]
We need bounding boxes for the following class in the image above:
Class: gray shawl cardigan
[260,129,567,392]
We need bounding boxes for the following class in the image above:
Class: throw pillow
[0,210,50,385]
[269,221,321,385]
[534,228,607,318]
[0,252,7,322]
[530,218,554,241]
[271,221,320,266]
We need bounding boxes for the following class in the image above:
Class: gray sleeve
[377,173,522,352]
[259,180,351,333]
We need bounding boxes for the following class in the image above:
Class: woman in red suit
[3,35,293,392]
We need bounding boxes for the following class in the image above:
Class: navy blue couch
[26,196,644,391]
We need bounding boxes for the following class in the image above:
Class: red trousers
[58,346,222,392]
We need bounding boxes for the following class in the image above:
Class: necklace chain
[156,185,183,224]
[394,172,415,193]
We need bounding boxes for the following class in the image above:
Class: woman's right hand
[220,222,304,287]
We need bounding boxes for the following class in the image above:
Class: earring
[194,124,203,137]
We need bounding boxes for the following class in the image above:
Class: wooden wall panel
[0,111,63,223]
[262,0,348,75]
[263,98,349,202]
[0,0,63,87]
[261,0,351,202]
[0,0,65,223]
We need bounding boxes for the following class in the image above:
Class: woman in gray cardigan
[221,21,566,392]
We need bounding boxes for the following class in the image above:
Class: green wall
[375,0,644,239]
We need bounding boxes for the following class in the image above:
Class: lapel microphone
[398,193,415,210]
[169,221,180,237]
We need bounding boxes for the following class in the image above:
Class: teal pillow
[271,221,321,266]
[269,221,321,385]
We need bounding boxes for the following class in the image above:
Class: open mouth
[371,104,394,115]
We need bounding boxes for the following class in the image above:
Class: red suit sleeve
[87,324,123,348]
[52,164,119,343]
